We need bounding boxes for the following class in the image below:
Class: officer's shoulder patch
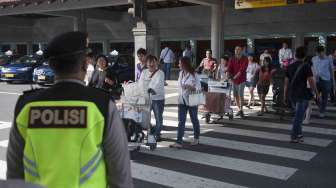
[28,106,87,128]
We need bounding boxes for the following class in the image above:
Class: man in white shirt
[160,45,175,85]
[183,45,193,62]
[279,42,293,68]
[312,46,335,117]
[259,49,272,64]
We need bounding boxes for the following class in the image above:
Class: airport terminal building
[0,0,335,65]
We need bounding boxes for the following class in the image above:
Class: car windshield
[14,56,38,64]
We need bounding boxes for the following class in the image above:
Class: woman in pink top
[197,49,217,78]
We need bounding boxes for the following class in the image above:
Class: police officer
[6,32,133,188]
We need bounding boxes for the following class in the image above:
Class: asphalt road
[0,81,336,188]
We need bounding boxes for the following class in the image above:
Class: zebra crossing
[0,103,335,187]
[134,104,335,187]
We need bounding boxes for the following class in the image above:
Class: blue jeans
[317,80,331,114]
[177,104,200,144]
[291,99,309,139]
[151,100,165,137]
[164,63,172,80]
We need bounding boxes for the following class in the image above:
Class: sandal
[169,143,183,149]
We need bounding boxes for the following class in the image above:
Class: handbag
[188,90,205,106]
[122,81,142,97]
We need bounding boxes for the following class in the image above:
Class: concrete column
[74,11,87,32]
[27,41,33,55]
[211,3,222,61]
[10,43,16,53]
[103,40,110,54]
[133,21,147,76]
[147,34,160,58]
[247,38,254,53]
[318,35,327,47]
[190,40,197,67]
[293,33,304,50]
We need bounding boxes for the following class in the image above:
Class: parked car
[107,54,135,83]
[32,61,55,85]
[0,55,43,83]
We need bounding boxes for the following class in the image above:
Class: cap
[44,31,88,59]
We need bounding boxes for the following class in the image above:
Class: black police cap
[44,31,88,60]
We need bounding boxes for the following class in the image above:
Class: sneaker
[190,138,199,146]
[302,119,310,125]
[164,82,168,86]
[169,143,182,149]
[257,111,263,116]
[290,138,299,143]
[319,113,325,118]
[156,135,162,142]
[240,111,244,118]
[297,135,304,143]
[235,111,242,116]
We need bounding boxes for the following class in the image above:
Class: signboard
[235,0,336,9]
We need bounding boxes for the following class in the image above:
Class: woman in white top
[170,57,201,149]
[139,55,165,140]
[245,54,260,108]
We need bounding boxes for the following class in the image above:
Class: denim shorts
[246,81,256,88]
[233,82,245,97]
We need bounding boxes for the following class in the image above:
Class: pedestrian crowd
[82,42,336,145]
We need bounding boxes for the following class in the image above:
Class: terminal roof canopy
[0,0,199,17]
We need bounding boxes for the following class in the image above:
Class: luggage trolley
[117,91,157,151]
[200,79,234,123]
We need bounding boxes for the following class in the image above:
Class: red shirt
[228,56,248,85]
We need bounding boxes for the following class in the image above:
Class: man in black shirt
[284,46,318,143]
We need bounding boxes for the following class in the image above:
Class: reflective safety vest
[16,100,107,188]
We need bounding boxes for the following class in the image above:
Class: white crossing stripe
[132,162,248,188]
[211,126,332,147]
[0,160,6,180]
[165,93,179,99]
[312,105,336,111]
[0,121,11,130]
[242,114,335,126]
[0,91,21,95]
[197,137,316,161]
[221,119,336,136]
[140,141,298,180]
[0,140,8,148]
[160,131,316,161]
[155,118,332,147]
